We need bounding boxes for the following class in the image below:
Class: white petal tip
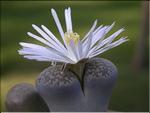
[121,37,129,42]
[51,8,54,11]
[19,42,25,46]
[95,19,98,23]
[18,50,22,54]
[32,24,36,27]
[19,42,23,45]
[65,9,67,13]
[51,9,55,14]
[113,21,116,24]
[41,25,44,28]
[68,7,71,10]
[111,22,116,26]
[125,37,129,41]
[121,28,125,31]
[27,32,32,36]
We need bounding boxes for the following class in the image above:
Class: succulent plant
[84,58,118,111]
[36,65,85,112]
[36,57,117,112]
[6,83,49,112]
[5,7,128,112]
[6,58,117,112]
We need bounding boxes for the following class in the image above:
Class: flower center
[64,32,80,45]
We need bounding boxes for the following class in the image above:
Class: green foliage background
[1,1,149,112]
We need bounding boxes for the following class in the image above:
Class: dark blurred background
[1,1,149,112]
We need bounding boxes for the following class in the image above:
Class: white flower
[18,7,128,64]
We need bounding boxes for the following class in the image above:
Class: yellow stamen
[64,32,80,45]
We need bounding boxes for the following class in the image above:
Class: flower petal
[82,31,93,58]
[82,19,97,41]
[64,7,73,33]
[68,7,73,32]
[32,24,63,49]
[19,43,66,61]
[82,26,107,49]
[27,32,50,46]
[90,26,108,47]
[69,40,79,61]
[93,25,103,34]
[19,42,75,63]
[51,9,66,45]
[89,37,128,58]
[102,28,124,45]
[23,55,69,63]
[77,40,83,59]
[27,31,67,56]
[41,25,67,53]
[91,22,115,47]
[89,28,124,56]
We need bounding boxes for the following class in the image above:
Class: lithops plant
[84,58,118,111]
[17,7,128,111]
[36,65,85,111]
[6,83,49,112]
